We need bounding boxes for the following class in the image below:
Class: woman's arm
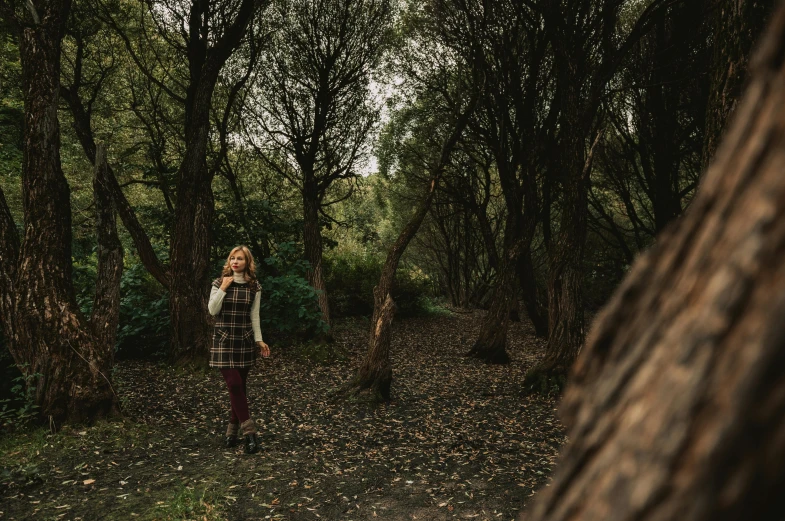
[251,291,263,342]
[208,285,226,316]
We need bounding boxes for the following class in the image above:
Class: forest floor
[0,310,566,521]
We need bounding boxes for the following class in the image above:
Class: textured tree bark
[702,0,776,169]
[303,186,332,331]
[0,0,116,424]
[91,144,123,361]
[0,187,19,336]
[522,7,785,520]
[529,117,589,386]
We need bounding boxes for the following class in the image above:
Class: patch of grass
[153,483,226,521]
[0,427,50,464]
[414,297,453,318]
[0,428,51,490]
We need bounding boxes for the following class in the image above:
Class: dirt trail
[1,312,565,521]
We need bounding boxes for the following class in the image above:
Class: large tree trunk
[303,185,332,331]
[0,1,116,425]
[169,154,214,366]
[466,213,518,364]
[540,170,587,377]
[522,7,785,520]
[528,119,591,387]
[702,0,776,168]
[167,0,257,364]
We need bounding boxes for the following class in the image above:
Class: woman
[208,245,270,454]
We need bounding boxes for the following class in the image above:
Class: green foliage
[0,364,40,433]
[324,243,438,318]
[72,246,170,359]
[259,242,328,336]
[324,247,383,316]
[116,254,169,359]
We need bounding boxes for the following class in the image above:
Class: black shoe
[244,433,260,454]
[225,435,239,448]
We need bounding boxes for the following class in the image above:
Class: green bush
[324,249,381,317]
[259,242,328,336]
[0,363,40,433]
[324,248,437,318]
[116,256,169,359]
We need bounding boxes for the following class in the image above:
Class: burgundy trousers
[220,368,251,424]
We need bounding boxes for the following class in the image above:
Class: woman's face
[229,252,247,273]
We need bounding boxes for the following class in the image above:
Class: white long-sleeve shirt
[208,273,263,342]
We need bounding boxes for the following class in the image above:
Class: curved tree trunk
[0,1,116,425]
[61,87,170,287]
[344,91,479,400]
[344,176,441,401]
[522,8,785,520]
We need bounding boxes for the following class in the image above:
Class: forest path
[1,311,565,521]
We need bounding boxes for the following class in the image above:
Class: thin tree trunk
[0,0,116,425]
[702,0,776,169]
[518,246,548,338]
[91,144,123,358]
[303,186,332,331]
[648,15,683,234]
[522,8,785,520]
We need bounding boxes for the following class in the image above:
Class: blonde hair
[221,245,257,284]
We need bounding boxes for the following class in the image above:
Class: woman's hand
[256,341,270,358]
[220,276,233,291]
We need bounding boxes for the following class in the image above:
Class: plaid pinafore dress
[209,278,261,368]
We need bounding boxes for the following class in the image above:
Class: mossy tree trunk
[522,8,785,520]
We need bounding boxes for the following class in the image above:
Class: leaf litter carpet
[1,312,566,521]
